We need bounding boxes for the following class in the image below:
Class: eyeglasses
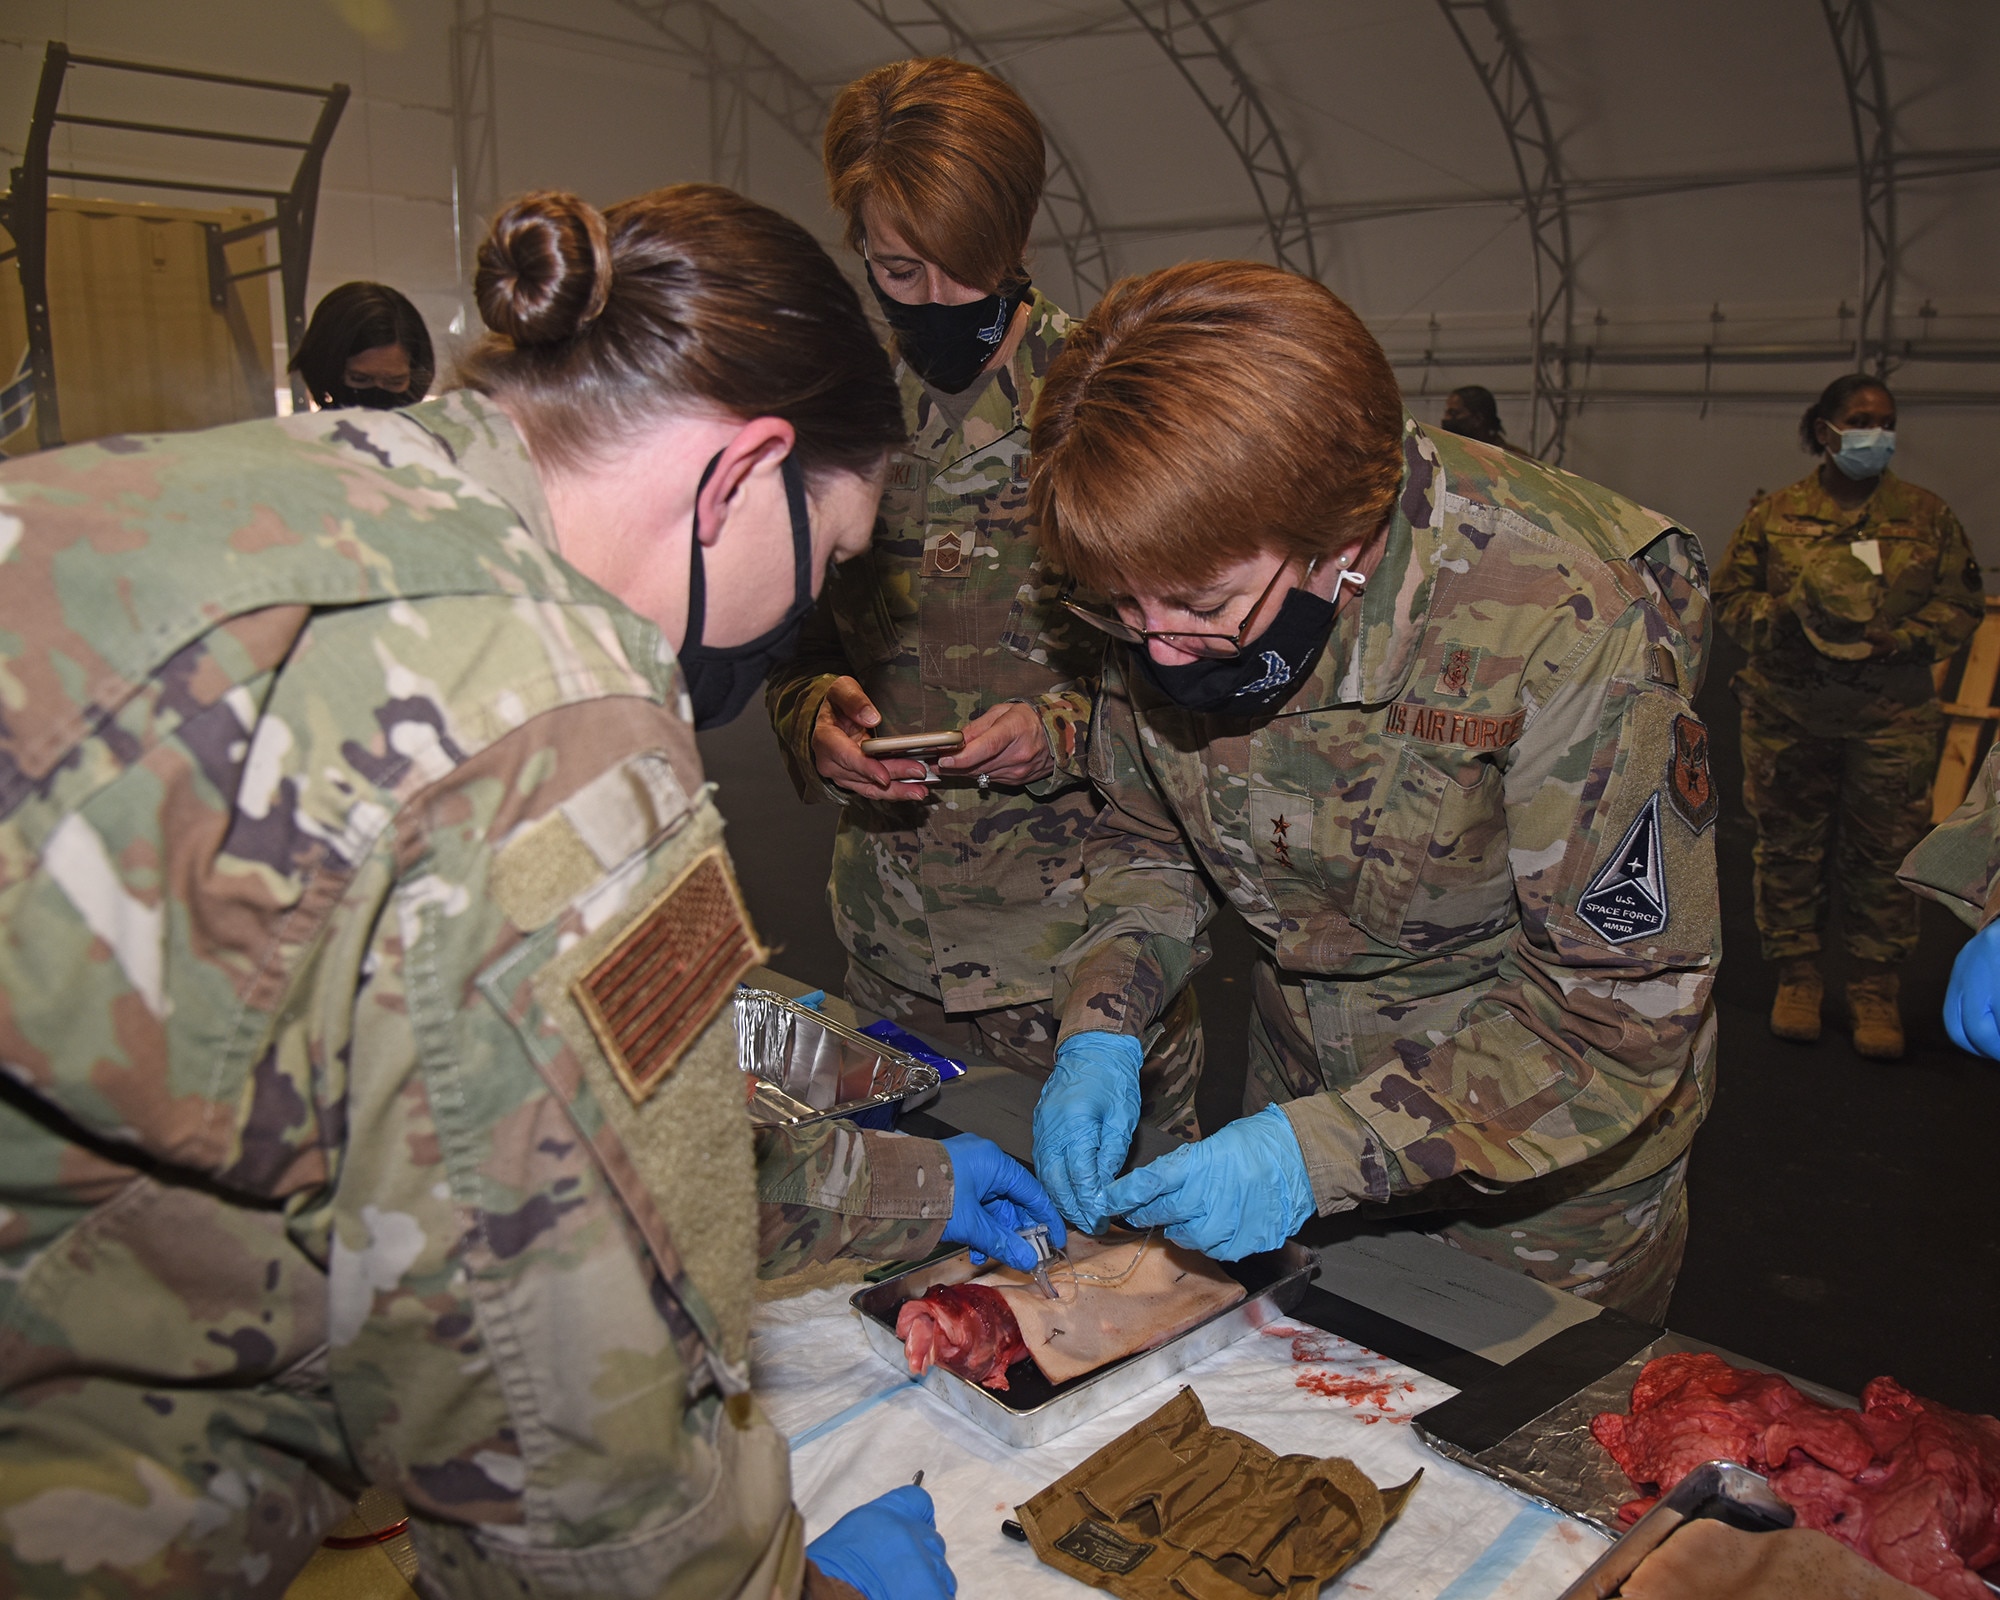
[1061,557,1317,660]
[343,371,413,393]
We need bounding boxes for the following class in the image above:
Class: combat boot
[1848,968,1905,1061]
[1769,958,1823,1042]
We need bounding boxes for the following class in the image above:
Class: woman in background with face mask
[290,280,435,409]
[766,57,1202,1133]
[1024,261,1720,1325]
[1715,375,1981,1061]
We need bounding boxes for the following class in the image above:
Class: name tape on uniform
[1386,701,1526,751]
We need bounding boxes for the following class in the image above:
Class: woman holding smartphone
[767,57,1200,1130]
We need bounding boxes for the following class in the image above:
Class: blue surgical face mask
[1828,425,1896,481]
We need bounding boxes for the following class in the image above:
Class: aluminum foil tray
[849,1242,1318,1448]
[735,987,940,1127]
[1414,1330,1857,1534]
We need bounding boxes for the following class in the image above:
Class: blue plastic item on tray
[859,1019,967,1082]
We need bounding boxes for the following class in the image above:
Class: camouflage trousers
[843,959,1205,1140]
[1245,961,1689,1323]
[1736,682,1943,964]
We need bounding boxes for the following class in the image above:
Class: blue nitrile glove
[806,1485,955,1600]
[1101,1104,1315,1260]
[1945,920,2000,1060]
[1032,1031,1144,1231]
[938,1133,1066,1272]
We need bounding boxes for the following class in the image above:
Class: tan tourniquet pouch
[1016,1387,1421,1600]
[975,1232,1246,1385]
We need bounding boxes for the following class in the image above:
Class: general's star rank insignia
[1577,793,1669,944]
[1666,713,1718,832]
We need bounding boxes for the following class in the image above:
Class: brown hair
[823,58,1044,295]
[458,185,905,477]
[1029,261,1405,593]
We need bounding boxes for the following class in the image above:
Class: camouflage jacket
[766,291,1105,1012]
[1901,742,2000,930]
[0,393,948,1600]
[1054,422,1720,1212]
[1714,469,1981,704]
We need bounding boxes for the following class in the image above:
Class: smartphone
[859,730,965,757]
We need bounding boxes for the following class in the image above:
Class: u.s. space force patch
[1577,793,1669,944]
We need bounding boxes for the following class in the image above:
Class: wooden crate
[1933,596,2000,823]
[0,193,276,452]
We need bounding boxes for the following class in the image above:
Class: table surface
[748,968,1665,1597]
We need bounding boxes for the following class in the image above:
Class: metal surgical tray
[734,987,940,1127]
[850,1242,1319,1447]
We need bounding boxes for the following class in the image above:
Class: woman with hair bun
[767,56,1202,1143]
[0,184,1060,1599]
[1024,261,1718,1327]
[1716,374,1981,1060]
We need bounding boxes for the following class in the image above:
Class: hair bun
[475,191,613,346]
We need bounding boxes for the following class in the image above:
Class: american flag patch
[571,847,764,1104]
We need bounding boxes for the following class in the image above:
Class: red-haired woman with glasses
[1028,261,1720,1324]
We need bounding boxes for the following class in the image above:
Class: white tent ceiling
[4,0,1997,552]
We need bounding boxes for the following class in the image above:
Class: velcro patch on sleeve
[571,846,765,1105]
[1665,713,1718,833]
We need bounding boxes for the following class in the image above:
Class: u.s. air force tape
[1577,792,1670,944]
[1385,700,1526,751]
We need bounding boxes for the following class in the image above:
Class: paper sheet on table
[752,1287,1612,1600]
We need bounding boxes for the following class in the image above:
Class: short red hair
[823,58,1044,295]
[1028,262,1405,592]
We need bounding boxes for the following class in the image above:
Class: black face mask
[1134,587,1342,718]
[869,274,1028,394]
[681,452,816,730]
[325,384,417,411]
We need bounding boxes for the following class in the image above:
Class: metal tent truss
[1820,0,1897,376]
[451,0,500,289]
[1118,0,1318,280]
[1435,0,1574,461]
[606,0,825,158]
[3,40,347,443]
[846,0,1115,305]
[451,1,824,292]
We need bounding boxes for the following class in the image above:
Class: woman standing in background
[767,57,1201,1136]
[1716,374,1981,1060]
[290,280,435,409]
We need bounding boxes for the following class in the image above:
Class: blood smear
[1294,1369,1418,1415]
[1262,1325,1417,1415]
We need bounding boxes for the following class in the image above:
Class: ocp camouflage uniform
[1714,469,1981,963]
[0,394,952,1599]
[767,290,1200,1134]
[1055,422,1720,1322]
[1900,741,2000,931]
